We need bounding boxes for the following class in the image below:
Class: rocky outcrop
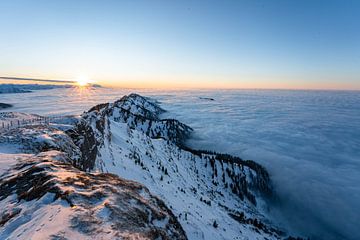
[71,94,193,170]
[67,120,98,171]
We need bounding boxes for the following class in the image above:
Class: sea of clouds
[2,87,359,239]
[158,89,360,240]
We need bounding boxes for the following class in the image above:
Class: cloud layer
[159,89,360,240]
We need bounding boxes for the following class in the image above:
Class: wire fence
[0,116,68,133]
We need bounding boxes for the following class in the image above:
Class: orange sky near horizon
[0,74,358,91]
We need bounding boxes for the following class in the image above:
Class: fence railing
[0,116,68,133]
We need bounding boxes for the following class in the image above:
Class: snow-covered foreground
[0,114,187,239]
[0,94,302,239]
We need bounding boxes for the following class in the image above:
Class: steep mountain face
[0,125,187,239]
[70,93,292,240]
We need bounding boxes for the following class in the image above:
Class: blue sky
[0,0,359,89]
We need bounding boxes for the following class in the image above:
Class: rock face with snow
[0,93,301,239]
[68,93,293,240]
[0,127,187,239]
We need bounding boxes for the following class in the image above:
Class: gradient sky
[0,0,359,89]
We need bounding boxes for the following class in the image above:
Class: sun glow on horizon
[76,76,91,87]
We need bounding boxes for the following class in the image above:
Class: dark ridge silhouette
[0,76,75,83]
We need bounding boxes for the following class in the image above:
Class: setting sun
[76,76,90,86]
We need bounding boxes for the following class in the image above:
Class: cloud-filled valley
[158,90,360,240]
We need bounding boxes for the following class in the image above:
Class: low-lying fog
[159,90,360,240]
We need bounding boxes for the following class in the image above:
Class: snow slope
[0,123,186,239]
[71,93,299,239]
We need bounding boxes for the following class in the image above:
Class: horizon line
[1,76,359,92]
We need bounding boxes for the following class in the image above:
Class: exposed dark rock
[199,97,215,101]
[66,120,98,171]
[180,146,272,198]
[88,103,109,113]
[0,103,13,109]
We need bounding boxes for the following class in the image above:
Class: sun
[76,76,91,87]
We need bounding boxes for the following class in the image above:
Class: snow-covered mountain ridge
[69,93,300,239]
[0,127,186,239]
[0,93,302,239]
